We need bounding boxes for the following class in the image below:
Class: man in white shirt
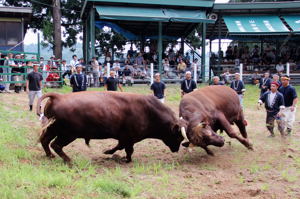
[70,55,79,73]
[91,57,100,87]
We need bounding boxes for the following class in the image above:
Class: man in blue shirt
[259,72,271,96]
[70,65,87,92]
[150,73,166,103]
[278,75,298,134]
[258,81,285,137]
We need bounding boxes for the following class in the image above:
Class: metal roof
[213,2,300,10]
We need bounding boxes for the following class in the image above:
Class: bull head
[190,121,225,148]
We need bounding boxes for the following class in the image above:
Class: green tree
[4,0,83,59]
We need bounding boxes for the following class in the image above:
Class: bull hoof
[247,143,254,151]
[47,154,55,159]
[103,149,115,155]
[181,142,190,147]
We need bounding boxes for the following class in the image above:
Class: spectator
[225,46,234,61]
[70,55,79,73]
[211,76,224,85]
[278,75,298,135]
[61,60,72,79]
[105,71,123,92]
[272,74,281,88]
[12,54,23,93]
[181,71,197,97]
[135,53,144,67]
[276,61,284,73]
[259,72,271,96]
[26,64,43,111]
[91,57,100,87]
[122,65,133,86]
[70,65,87,92]
[113,60,121,69]
[151,73,166,103]
[230,73,245,106]
[79,58,86,72]
[251,69,260,85]
[177,59,186,78]
[163,58,171,78]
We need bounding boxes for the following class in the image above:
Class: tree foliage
[4,0,82,51]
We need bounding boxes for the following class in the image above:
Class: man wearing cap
[258,81,285,137]
[279,75,298,135]
[230,73,246,106]
[181,71,197,97]
[259,72,271,96]
[70,65,87,92]
[105,71,123,92]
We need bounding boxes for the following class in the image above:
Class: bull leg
[103,142,124,154]
[40,129,56,158]
[234,119,248,138]
[217,113,253,150]
[50,136,76,164]
[124,144,134,163]
[203,146,214,156]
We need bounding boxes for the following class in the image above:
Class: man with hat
[70,65,87,92]
[278,75,298,135]
[230,73,246,106]
[258,81,285,137]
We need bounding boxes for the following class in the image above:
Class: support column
[201,23,206,82]
[158,22,163,74]
[218,18,222,71]
[181,37,184,55]
[90,7,95,60]
[86,18,90,62]
[209,39,212,82]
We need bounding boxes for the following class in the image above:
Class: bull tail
[36,92,61,117]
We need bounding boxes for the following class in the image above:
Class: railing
[0,50,63,88]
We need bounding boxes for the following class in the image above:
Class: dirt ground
[3,90,300,199]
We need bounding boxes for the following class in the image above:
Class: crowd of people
[211,44,300,73]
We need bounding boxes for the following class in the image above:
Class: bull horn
[181,127,190,142]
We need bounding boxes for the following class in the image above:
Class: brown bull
[179,85,253,155]
[37,91,186,164]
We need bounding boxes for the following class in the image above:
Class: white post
[239,63,243,81]
[193,63,197,83]
[150,63,154,85]
[107,63,110,78]
[286,62,290,76]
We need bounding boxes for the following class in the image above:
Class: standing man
[61,60,72,79]
[230,73,246,106]
[181,71,197,97]
[26,64,43,111]
[122,65,133,86]
[259,72,271,96]
[91,57,100,87]
[150,73,166,103]
[258,81,285,137]
[279,75,298,135]
[70,65,88,92]
[105,71,123,92]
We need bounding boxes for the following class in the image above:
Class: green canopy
[223,16,289,35]
[96,6,211,23]
[283,16,300,33]
[96,6,169,22]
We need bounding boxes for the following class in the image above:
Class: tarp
[283,15,300,32]
[163,9,212,23]
[223,16,289,35]
[96,6,212,23]
[96,6,169,22]
[95,21,180,40]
